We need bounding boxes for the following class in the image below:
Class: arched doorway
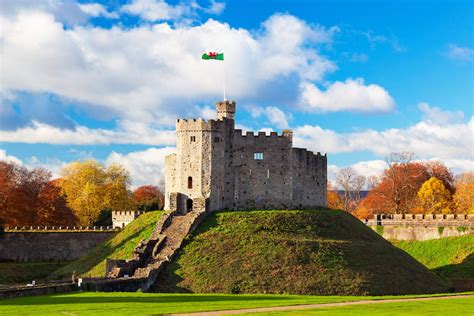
[186,199,193,212]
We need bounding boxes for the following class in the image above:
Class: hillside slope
[53,211,162,278]
[155,209,449,295]
[393,235,474,280]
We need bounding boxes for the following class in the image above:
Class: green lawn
[243,297,474,315]
[52,211,162,278]
[393,235,474,280]
[0,292,471,316]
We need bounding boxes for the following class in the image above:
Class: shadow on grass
[1,293,290,306]
[434,254,474,279]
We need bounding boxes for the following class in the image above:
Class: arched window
[188,176,193,189]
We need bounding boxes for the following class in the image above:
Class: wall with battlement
[0,231,115,261]
[230,129,294,209]
[112,210,144,228]
[364,214,474,240]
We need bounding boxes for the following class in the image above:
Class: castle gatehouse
[164,100,327,213]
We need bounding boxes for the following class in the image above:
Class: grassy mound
[393,235,474,280]
[155,209,449,295]
[53,211,162,278]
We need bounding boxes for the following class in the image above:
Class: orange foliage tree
[0,161,77,226]
[362,153,454,215]
[132,185,164,211]
[453,172,474,214]
[327,181,344,210]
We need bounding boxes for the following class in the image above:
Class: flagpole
[223,61,227,101]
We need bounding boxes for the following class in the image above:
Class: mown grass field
[393,235,474,280]
[243,296,474,315]
[52,211,162,278]
[0,292,472,316]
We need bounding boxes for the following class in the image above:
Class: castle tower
[216,100,236,120]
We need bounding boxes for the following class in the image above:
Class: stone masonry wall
[0,232,115,261]
[365,214,474,240]
[231,131,294,209]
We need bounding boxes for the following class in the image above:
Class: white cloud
[418,102,464,124]
[446,44,474,62]
[247,105,290,129]
[0,11,338,125]
[120,0,192,22]
[106,147,176,188]
[78,3,119,19]
[0,121,175,145]
[264,106,290,129]
[300,78,395,113]
[294,116,474,161]
[205,0,225,15]
[0,149,23,165]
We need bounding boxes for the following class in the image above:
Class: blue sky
[0,0,473,187]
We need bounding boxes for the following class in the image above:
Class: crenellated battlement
[176,117,228,132]
[234,129,293,139]
[365,213,474,227]
[293,147,327,163]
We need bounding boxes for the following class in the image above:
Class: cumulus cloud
[299,78,395,113]
[445,44,474,62]
[418,102,464,124]
[204,0,225,15]
[247,105,290,129]
[78,3,119,19]
[0,11,338,125]
[0,121,175,145]
[106,147,176,188]
[294,116,474,161]
[120,0,193,22]
[0,149,23,165]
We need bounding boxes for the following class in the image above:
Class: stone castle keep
[164,100,327,213]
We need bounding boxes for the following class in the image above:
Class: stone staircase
[93,205,208,292]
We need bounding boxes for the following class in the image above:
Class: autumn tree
[453,172,474,214]
[133,185,164,211]
[327,181,344,210]
[0,161,77,226]
[363,153,455,215]
[417,177,452,214]
[60,160,133,226]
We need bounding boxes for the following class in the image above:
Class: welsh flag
[202,50,224,60]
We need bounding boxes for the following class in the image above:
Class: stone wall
[365,214,474,240]
[0,231,115,261]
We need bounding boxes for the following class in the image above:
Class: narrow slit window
[214,137,220,143]
[190,136,196,142]
[187,176,193,189]
[254,152,264,160]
